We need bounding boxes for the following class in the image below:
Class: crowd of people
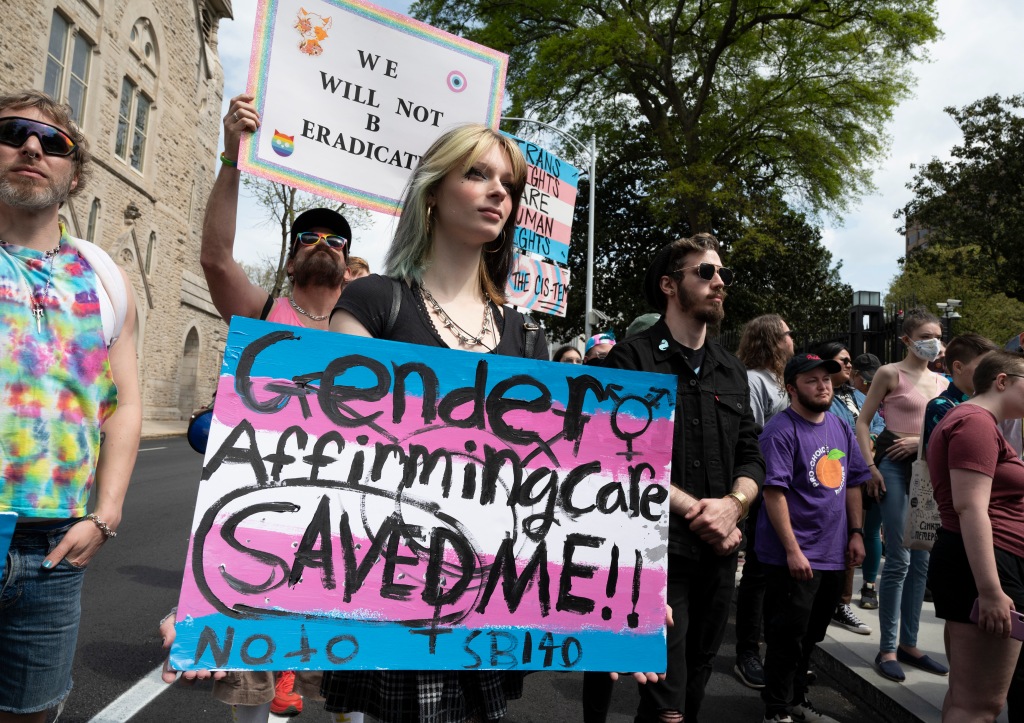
[3,86,1024,723]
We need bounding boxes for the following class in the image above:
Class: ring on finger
[233,111,239,121]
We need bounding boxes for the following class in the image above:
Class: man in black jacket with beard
[592,233,765,723]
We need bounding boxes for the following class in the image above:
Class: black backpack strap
[522,312,541,358]
[258,294,275,321]
[384,277,403,338]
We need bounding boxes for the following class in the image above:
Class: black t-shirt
[333,273,549,360]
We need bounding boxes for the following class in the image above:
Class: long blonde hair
[384,125,527,304]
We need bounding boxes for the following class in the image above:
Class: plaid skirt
[321,670,524,723]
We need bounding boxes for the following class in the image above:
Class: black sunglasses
[673,262,735,286]
[295,232,348,250]
[0,116,77,157]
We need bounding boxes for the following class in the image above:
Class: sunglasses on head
[0,116,77,157]
[673,262,735,286]
[295,232,348,250]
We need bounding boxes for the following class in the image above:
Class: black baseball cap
[851,353,882,382]
[289,208,352,257]
[784,353,842,385]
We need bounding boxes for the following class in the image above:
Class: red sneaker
[270,671,303,717]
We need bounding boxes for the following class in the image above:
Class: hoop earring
[423,203,436,237]
[485,228,505,254]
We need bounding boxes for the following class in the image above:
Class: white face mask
[909,337,942,362]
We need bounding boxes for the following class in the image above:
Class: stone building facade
[1,0,233,420]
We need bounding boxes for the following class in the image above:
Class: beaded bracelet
[219,152,238,167]
[86,513,117,539]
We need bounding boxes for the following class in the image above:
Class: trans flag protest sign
[507,250,571,317]
[171,317,674,672]
[501,133,578,316]
[501,133,580,267]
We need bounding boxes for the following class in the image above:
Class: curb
[141,432,186,440]
[813,643,930,723]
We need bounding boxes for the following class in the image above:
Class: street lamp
[500,117,599,338]
[935,298,962,341]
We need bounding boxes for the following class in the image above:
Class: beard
[795,386,833,414]
[0,163,76,210]
[675,280,726,326]
[291,245,345,289]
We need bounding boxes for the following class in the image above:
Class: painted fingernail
[41,560,53,569]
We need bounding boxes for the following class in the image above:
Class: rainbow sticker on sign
[271,131,295,157]
[447,70,467,92]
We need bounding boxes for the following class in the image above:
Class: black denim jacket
[605,318,766,558]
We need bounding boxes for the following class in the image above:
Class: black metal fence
[717,298,919,364]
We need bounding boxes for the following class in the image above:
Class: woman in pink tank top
[855,308,949,682]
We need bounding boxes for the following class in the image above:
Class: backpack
[66,236,129,348]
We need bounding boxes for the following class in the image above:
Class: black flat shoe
[896,648,949,676]
[875,652,905,682]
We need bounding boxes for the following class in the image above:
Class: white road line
[138,446,167,452]
[86,663,168,722]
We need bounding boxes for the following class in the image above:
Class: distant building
[1,1,233,420]
[905,221,930,256]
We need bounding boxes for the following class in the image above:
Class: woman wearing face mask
[856,308,950,683]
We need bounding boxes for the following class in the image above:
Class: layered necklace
[288,295,328,322]
[1,240,62,333]
[420,285,492,347]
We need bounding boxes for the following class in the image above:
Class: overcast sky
[216,0,1024,298]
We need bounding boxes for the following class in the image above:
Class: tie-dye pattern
[1,226,117,517]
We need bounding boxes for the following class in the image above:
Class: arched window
[87,198,100,242]
[145,231,156,275]
[116,18,159,172]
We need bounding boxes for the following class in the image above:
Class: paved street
[57,435,881,722]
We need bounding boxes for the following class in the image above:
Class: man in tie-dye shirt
[0,90,141,721]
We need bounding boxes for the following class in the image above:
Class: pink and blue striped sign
[501,132,580,267]
[171,317,674,672]
[507,250,571,317]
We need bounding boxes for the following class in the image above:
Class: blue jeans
[877,457,929,652]
[0,521,87,714]
[862,501,884,584]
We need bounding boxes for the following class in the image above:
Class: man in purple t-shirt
[755,354,870,723]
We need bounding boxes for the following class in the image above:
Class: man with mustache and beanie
[0,90,142,721]
[199,93,361,332]
[592,233,764,723]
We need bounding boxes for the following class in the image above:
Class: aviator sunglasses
[673,262,735,286]
[0,116,77,157]
[295,232,349,250]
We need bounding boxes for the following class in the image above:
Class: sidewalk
[812,568,1010,723]
[141,418,188,440]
